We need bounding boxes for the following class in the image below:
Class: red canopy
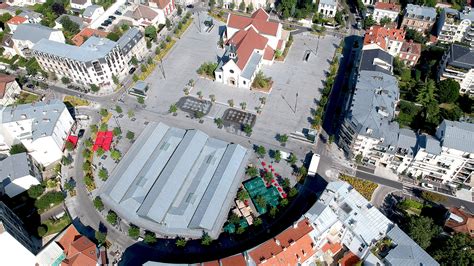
[93,131,114,151]
[67,135,78,147]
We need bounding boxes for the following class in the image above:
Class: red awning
[67,135,78,147]
[93,131,114,151]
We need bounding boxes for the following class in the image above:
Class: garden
[339,174,378,200]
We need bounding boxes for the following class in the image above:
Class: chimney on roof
[275,238,281,246]
[293,222,298,228]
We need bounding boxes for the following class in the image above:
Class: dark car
[98,26,105,30]
[101,22,108,27]
[109,15,116,20]
[114,10,122,15]
[78,129,85,138]
[187,4,194,8]
[26,83,34,89]
[128,67,136,74]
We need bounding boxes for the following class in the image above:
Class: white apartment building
[0,153,42,198]
[32,28,146,90]
[11,23,65,57]
[70,0,92,10]
[436,8,474,44]
[438,44,474,95]
[0,74,21,106]
[0,100,74,167]
[318,0,337,18]
[373,2,400,24]
[397,121,474,188]
[363,26,405,57]
[6,0,44,6]
[305,181,439,265]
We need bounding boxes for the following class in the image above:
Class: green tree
[65,141,75,151]
[437,78,460,103]
[95,231,106,245]
[111,149,122,161]
[59,16,80,34]
[379,16,392,26]
[269,206,278,218]
[106,32,120,41]
[274,150,282,162]
[288,153,297,165]
[131,56,138,66]
[82,161,92,171]
[243,124,252,135]
[106,211,118,225]
[277,134,289,145]
[201,232,212,245]
[264,171,273,183]
[61,77,70,84]
[115,105,123,113]
[100,108,108,117]
[165,18,171,29]
[98,168,108,181]
[280,198,289,207]
[405,216,441,249]
[147,57,153,65]
[236,226,246,234]
[255,195,266,209]
[278,0,297,19]
[128,225,140,239]
[254,217,262,226]
[112,75,119,85]
[246,166,258,177]
[10,143,27,154]
[405,28,426,43]
[334,11,344,25]
[239,0,246,11]
[229,213,240,224]
[37,224,47,237]
[127,110,135,118]
[289,187,298,198]
[35,191,65,211]
[237,190,249,201]
[432,233,474,265]
[363,15,375,29]
[137,96,145,104]
[28,184,45,199]
[144,25,157,41]
[126,130,135,140]
[177,5,183,15]
[281,178,290,189]
[93,196,104,211]
[96,147,105,157]
[256,145,266,158]
[247,2,254,13]
[113,127,122,136]
[176,237,187,248]
[169,103,178,114]
[214,118,224,128]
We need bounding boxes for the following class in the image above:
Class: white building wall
[70,0,92,10]
[0,81,21,106]
[373,9,399,23]
[318,3,337,18]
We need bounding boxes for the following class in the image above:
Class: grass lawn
[16,91,40,104]
[43,214,71,236]
[63,95,90,107]
[340,174,378,200]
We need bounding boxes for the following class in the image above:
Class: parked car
[98,26,105,30]
[187,4,194,8]
[114,10,122,15]
[77,129,85,138]
[26,83,34,89]
[421,182,434,190]
[109,15,116,20]
[128,67,136,74]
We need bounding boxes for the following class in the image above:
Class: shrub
[90,84,99,92]
[339,174,378,200]
[98,168,108,181]
[28,184,45,199]
[93,196,104,211]
[197,62,218,78]
[113,127,122,136]
[126,130,135,140]
[176,237,187,248]
[144,231,157,244]
[35,191,65,211]
[115,105,123,113]
[10,143,27,155]
[128,225,140,239]
[111,149,122,161]
[100,108,108,117]
[201,232,212,245]
[37,225,47,237]
[95,231,106,245]
[106,211,118,225]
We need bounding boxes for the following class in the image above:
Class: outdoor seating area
[261,161,287,199]
[93,131,113,151]
[177,96,212,115]
[66,135,78,148]
[244,177,281,214]
[222,108,256,128]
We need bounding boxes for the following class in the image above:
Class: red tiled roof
[374,2,401,12]
[263,46,275,60]
[0,3,10,9]
[72,28,108,46]
[202,261,219,266]
[339,251,360,266]
[249,219,315,265]
[363,26,405,50]
[0,74,16,99]
[321,242,343,255]
[400,41,421,55]
[151,0,171,9]
[227,8,279,37]
[58,225,97,266]
[228,27,269,70]
[7,16,27,25]
[220,253,246,266]
[445,207,474,237]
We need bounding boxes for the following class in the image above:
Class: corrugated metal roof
[100,122,248,238]
[437,120,474,153]
[385,226,439,266]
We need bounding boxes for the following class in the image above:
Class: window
[229,69,234,74]
[243,81,246,85]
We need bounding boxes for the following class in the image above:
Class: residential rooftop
[100,122,248,238]
[405,4,437,20]
[12,23,61,43]
[0,100,68,141]
[436,120,474,153]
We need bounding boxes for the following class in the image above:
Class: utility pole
[295,92,298,113]
[160,57,166,79]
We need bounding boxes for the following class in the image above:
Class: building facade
[215,8,287,89]
[318,0,337,18]
[0,74,21,106]
[32,28,146,89]
[363,26,405,57]
[401,4,437,33]
[438,44,474,95]
[373,2,401,24]
[0,152,42,198]
[399,40,421,66]
[0,100,74,167]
